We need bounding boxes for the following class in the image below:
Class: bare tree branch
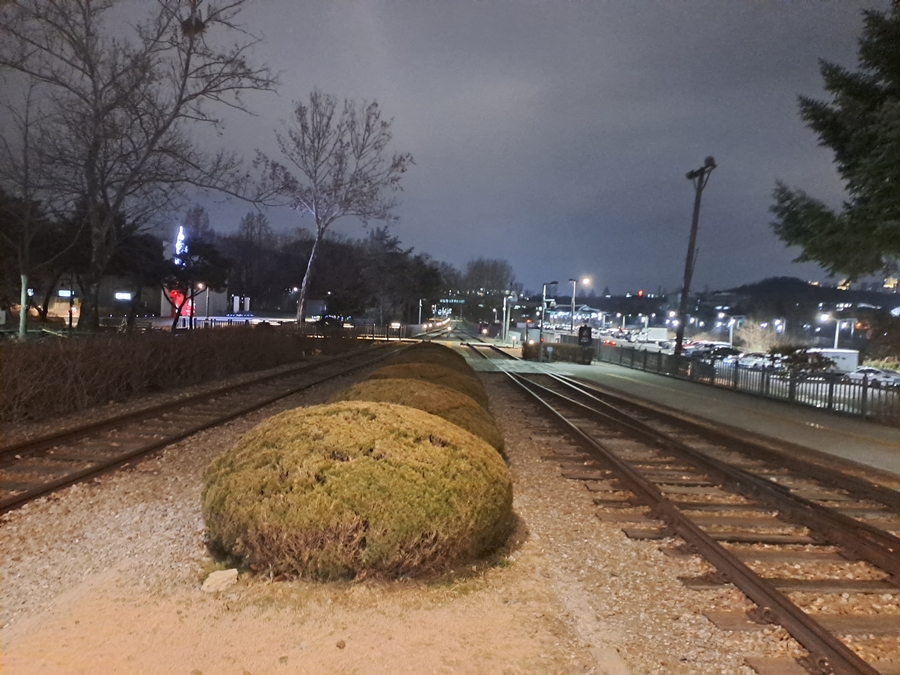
[256,91,413,323]
[0,0,277,329]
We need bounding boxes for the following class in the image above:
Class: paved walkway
[476,355,900,478]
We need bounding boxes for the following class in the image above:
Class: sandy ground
[1,371,811,675]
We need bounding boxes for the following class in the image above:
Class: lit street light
[502,291,518,343]
[674,156,717,356]
[819,313,855,349]
[569,277,590,333]
[539,281,557,362]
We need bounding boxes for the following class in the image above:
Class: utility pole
[674,156,716,356]
[539,281,557,362]
[568,277,590,333]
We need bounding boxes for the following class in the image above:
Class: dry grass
[365,362,489,409]
[328,378,504,453]
[202,401,514,580]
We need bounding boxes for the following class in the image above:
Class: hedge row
[201,341,514,580]
[202,402,513,579]
[1,328,362,424]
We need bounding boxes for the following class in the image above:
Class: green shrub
[386,342,473,375]
[366,362,489,409]
[202,401,514,579]
[329,378,504,453]
[521,341,592,364]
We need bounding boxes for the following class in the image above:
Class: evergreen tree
[771,5,900,279]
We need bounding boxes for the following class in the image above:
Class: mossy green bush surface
[366,362,489,409]
[202,401,513,580]
[329,378,504,453]
[386,342,473,375]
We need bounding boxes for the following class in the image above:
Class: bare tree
[257,90,413,323]
[0,0,276,329]
[0,83,82,337]
[237,211,274,248]
[463,258,515,295]
[182,204,217,244]
[734,320,788,353]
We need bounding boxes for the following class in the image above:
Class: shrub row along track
[468,343,900,675]
[0,344,402,514]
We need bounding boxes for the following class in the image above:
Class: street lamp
[674,156,717,356]
[539,281,557,362]
[569,277,590,333]
[502,292,518,344]
[819,313,855,348]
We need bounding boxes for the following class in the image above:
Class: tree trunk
[170,300,185,331]
[37,271,63,323]
[126,285,144,329]
[77,275,103,331]
[295,231,323,324]
[18,273,28,338]
[77,213,117,332]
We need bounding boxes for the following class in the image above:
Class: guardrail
[554,333,900,423]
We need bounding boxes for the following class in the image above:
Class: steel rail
[504,370,883,675]
[556,374,900,512]
[526,372,900,581]
[1,343,391,459]
[0,347,398,514]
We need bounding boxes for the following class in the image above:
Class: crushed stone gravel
[1,367,856,674]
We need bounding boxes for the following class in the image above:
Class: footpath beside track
[464,342,900,675]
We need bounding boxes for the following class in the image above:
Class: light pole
[725,315,744,347]
[502,293,518,343]
[569,277,590,333]
[820,314,855,348]
[674,156,717,356]
[539,281,557,362]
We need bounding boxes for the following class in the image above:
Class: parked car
[731,352,786,370]
[843,366,900,387]
[690,345,740,360]
[682,341,730,356]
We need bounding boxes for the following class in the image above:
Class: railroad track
[467,343,900,675]
[1,343,402,514]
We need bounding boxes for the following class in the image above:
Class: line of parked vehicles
[673,341,900,388]
[557,325,900,388]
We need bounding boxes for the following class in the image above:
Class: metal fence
[554,334,900,423]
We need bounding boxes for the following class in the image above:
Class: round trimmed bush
[366,362,489,409]
[202,401,513,579]
[386,342,474,375]
[329,378,504,453]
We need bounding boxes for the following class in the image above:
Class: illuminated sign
[115,292,132,301]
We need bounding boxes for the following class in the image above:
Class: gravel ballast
[0,368,832,674]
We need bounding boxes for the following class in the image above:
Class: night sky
[195,0,890,296]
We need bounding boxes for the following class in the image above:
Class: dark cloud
[197,0,888,294]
